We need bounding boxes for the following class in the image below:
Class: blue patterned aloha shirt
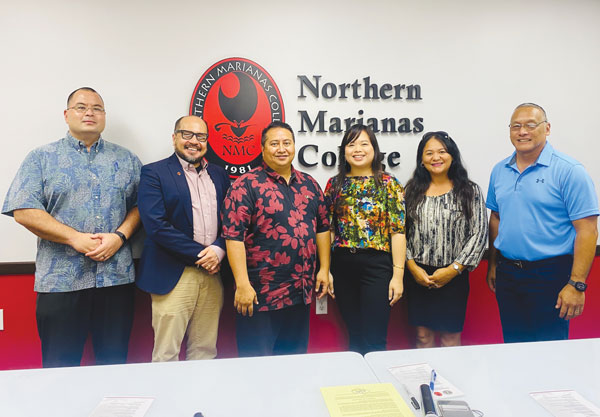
[2,133,142,292]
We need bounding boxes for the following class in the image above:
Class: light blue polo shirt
[487,142,598,261]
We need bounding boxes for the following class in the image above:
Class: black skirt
[405,262,470,333]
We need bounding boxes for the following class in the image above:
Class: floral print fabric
[221,163,329,311]
[2,133,141,292]
[324,174,405,252]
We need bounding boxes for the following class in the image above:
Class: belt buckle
[515,260,523,269]
[349,247,357,254]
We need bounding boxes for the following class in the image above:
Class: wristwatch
[568,279,587,292]
[114,231,127,244]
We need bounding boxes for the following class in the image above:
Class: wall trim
[0,262,35,275]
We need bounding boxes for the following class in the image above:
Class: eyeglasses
[176,130,208,142]
[509,121,547,131]
[67,105,106,115]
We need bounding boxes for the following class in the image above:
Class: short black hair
[261,121,295,146]
[66,87,103,107]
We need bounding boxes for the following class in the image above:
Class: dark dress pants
[331,248,393,355]
[495,254,572,343]
[36,283,135,368]
[236,303,310,357]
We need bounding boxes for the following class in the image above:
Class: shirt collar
[535,141,553,167]
[66,131,104,153]
[176,154,208,172]
[262,161,298,183]
[506,141,553,169]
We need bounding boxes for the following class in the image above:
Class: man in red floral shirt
[222,121,330,357]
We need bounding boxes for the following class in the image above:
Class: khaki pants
[151,266,224,361]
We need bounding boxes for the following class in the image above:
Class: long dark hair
[405,131,475,224]
[330,124,385,200]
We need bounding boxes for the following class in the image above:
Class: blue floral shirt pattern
[2,133,142,292]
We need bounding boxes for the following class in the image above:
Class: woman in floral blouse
[324,124,406,355]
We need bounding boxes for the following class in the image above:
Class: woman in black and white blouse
[404,131,488,348]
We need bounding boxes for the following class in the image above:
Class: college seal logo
[190,57,285,178]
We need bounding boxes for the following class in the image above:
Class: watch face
[575,282,586,291]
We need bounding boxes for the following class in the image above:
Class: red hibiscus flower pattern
[222,163,329,311]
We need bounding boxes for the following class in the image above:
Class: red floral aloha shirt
[222,163,329,311]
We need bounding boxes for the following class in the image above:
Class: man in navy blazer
[137,116,230,361]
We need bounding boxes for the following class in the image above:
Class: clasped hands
[71,232,123,262]
[413,265,457,289]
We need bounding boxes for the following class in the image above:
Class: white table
[365,338,600,416]
[0,351,378,417]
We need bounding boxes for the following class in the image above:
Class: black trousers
[235,303,310,357]
[331,247,393,355]
[36,283,135,368]
[495,254,572,343]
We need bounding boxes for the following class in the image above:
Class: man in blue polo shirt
[486,103,598,343]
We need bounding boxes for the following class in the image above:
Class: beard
[175,149,204,166]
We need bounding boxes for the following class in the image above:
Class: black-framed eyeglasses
[176,130,208,142]
[67,105,106,115]
[508,121,547,131]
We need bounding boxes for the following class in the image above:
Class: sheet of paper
[530,390,600,417]
[88,396,154,417]
[321,383,415,417]
[388,362,463,399]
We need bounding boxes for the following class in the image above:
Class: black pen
[420,383,438,416]
[401,383,420,410]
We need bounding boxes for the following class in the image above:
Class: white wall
[2,0,599,262]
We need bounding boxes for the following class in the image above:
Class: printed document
[88,396,154,417]
[530,390,600,417]
[388,363,463,399]
[321,383,415,417]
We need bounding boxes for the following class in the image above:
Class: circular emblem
[190,57,285,178]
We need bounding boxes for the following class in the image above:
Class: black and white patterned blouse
[406,185,488,269]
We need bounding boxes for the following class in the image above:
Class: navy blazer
[136,154,230,295]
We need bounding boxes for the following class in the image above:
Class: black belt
[335,247,376,254]
[498,252,572,269]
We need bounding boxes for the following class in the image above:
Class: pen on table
[401,383,420,410]
[429,369,437,392]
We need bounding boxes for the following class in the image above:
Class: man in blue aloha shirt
[2,87,142,368]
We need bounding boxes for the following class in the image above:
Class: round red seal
[190,57,285,178]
